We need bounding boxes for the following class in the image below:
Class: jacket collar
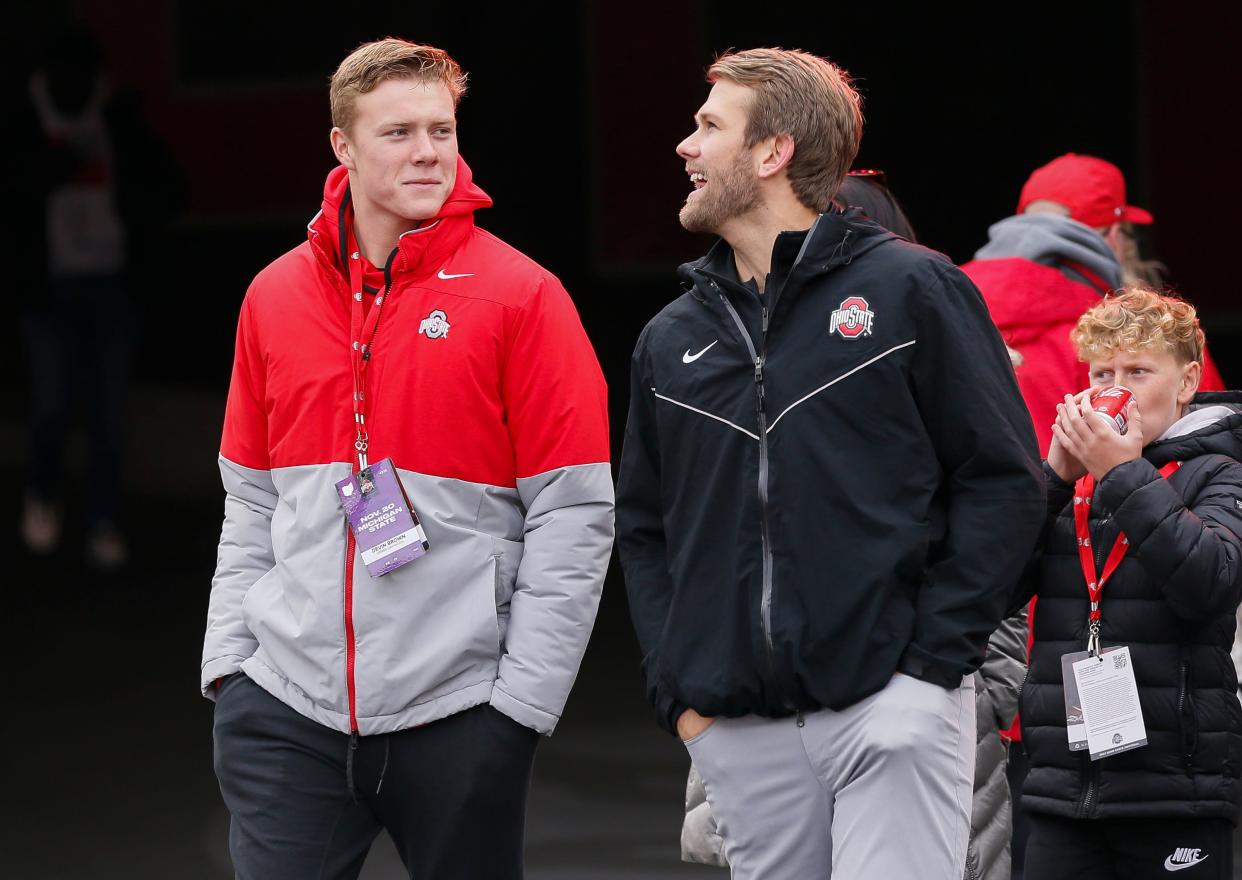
[1143,390,1242,467]
[678,207,894,303]
[307,155,493,285]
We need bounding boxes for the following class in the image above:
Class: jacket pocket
[491,536,524,649]
[1178,657,1199,773]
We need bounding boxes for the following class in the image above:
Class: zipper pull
[754,358,766,413]
[762,306,769,334]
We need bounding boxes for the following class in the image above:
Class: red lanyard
[345,225,394,471]
[1073,460,1181,653]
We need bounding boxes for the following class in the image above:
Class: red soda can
[1090,386,1133,434]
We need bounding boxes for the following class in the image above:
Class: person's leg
[213,673,382,880]
[683,713,833,879]
[1109,816,1232,880]
[21,295,72,551]
[818,672,975,879]
[81,277,130,536]
[363,704,538,879]
[1023,814,1112,880]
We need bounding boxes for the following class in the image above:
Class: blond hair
[1071,287,1205,366]
[330,38,467,131]
[708,48,863,212]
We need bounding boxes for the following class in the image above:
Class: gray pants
[685,672,976,880]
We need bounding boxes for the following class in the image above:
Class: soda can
[1090,386,1133,434]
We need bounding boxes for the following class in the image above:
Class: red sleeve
[220,291,271,469]
[502,276,610,478]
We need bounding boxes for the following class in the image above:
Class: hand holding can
[1089,386,1133,434]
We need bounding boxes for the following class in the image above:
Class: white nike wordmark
[682,340,718,363]
[437,270,474,280]
[1164,851,1208,871]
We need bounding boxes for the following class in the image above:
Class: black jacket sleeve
[1097,455,1242,622]
[1008,461,1075,615]
[616,326,690,735]
[900,265,1047,688]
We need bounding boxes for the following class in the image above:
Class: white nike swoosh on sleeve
[437,270,475,279]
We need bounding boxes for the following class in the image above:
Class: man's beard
[679,152,760,234]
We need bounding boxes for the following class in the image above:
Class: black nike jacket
[617,208,1046,734]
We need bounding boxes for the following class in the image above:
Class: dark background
[4,1,1240,876]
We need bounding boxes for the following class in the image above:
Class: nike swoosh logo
[1165,855,1209,871]
[682,340,718,363]
[437,270,474,280]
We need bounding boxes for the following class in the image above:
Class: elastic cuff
[656,690,691,737]
[897,647,963,689]
[490,687,558,736]
[200,655,248,701]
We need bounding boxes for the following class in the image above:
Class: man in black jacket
[616,48,1046,879]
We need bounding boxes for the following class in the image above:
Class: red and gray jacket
[201,158,614,736]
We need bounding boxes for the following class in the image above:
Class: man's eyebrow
[375,119,456,129]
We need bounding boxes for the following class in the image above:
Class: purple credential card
[335,457,429,578]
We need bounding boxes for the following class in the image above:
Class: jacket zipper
[339,248,397,737]
[1075,507,1111,813]
[344,528,360,733]
[716,289,777,673]
[699,220,829,693]
[1079,757,1099,817]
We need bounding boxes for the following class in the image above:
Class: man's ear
[1100,222,1125,261]
[330,127,356,171]
[756,133,796,180]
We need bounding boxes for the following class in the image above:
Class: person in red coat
[963,153,1224,459]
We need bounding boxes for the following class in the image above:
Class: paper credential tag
[1068,645,1148,761]
[335,457,429,577]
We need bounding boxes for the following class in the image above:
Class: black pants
[213,673,539,879]
[23,276,131,526]
[1025,812,1233,880]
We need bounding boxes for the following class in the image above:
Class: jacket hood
[307,155,493,281]
[1145,390,1242,466]
[676,207,896,296]
[973,213,1122,290]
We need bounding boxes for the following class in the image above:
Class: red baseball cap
[1017,153,1154,228]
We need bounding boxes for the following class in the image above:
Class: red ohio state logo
[829,296,875,339]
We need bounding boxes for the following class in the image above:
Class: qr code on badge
[1112,653,1128,670]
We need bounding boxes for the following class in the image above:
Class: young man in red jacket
[201,39,613,879]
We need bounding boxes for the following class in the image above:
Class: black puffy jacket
[1020,393,1242,821]
[617,208,1046,734]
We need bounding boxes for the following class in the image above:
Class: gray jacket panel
[201,455,275,695]
[202,461,613,735]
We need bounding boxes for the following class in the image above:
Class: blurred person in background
[963,153,1225,459]
[11,25,180,571]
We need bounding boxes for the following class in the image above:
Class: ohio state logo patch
[829,296,874,339]
[419,309,451,339]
